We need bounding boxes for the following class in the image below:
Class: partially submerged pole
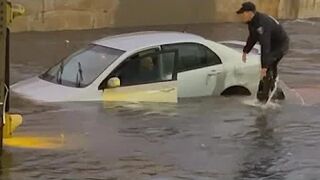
[0,0,8,153]
[0,1,24,154]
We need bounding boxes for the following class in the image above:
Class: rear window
[162,43,222,72]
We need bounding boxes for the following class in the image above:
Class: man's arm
[243,26,258,54]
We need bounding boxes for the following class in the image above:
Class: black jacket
[243,12,289,68]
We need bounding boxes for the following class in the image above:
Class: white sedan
[12,31,261,103]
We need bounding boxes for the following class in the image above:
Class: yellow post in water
[0,0,25,152]
[0,0,8,152]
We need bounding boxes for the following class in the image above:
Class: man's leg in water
[257,55,285,103]
[256,53,281,103]
[269,59,279,91]
[256,68,273,103]
[258,40,289,102]
[271,57,286,100]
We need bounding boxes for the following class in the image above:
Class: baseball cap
[236,2,256,14]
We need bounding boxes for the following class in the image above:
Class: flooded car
[11,31,261,103]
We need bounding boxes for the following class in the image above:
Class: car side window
[162,43,222,72]
[99,49,177,89]
[117,54,161,86]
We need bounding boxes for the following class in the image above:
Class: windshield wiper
[56,60,64,84]
[76,62,84,87]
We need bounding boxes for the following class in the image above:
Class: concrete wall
[278,0,300,19]
[9,0,320,32]
[297,0,320,18]
[10,0,119,31]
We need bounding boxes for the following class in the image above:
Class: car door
[99,49,178,103]
[162,43,223,98]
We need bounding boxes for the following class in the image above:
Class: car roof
[92,31,205,51]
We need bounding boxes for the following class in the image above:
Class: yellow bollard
[3,113,22,138]
[1,2,25,140]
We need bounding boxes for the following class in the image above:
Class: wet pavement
[1,19,320,180]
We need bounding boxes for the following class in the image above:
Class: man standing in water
[236,1,289,103]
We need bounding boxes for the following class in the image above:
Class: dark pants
[257,58,281,102]
[257,39,289,102]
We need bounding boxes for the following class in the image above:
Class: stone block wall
[8,0,320,32]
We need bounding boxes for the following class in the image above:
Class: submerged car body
[12,31,261,103]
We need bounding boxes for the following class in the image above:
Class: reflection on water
[2,97,320,179]
[1,19,320,179]
[4,136,64,149]
[237,113,285,180]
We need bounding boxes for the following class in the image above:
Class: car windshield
[40,45,125,87]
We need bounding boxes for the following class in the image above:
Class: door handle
[206,70,221,85]
[160,88,175,93]
[207,71,221,76]
[207,73,218,76]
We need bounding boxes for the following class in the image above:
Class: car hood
[11,77,80,102]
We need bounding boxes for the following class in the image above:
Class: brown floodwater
[1,19,320,180]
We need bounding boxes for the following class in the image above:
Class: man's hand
[242,53,247,63]
[260,68,267,79]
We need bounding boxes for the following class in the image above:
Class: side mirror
[107,77,121,88]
